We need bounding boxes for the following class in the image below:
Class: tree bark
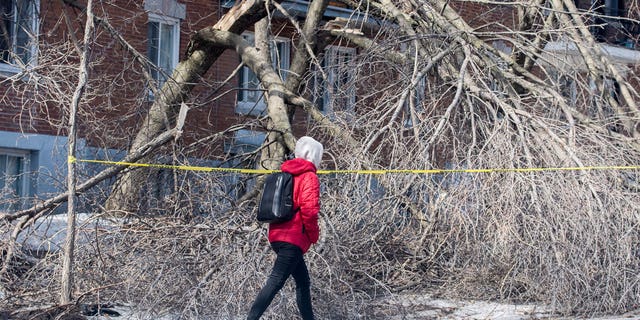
[0,128,181,224]
[104,0,284,213]
[60,0,94,304]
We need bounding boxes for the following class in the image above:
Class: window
[313,46,356,115]
[488,41,511,97]
[403,76,426,128]
[0,148,30,211]
[0,0,38,73]
[589,77,619,113]
[588,76,624,131]
[558,74,578,107]
[225,129,266,154]
[589,0,631,45]
[397,42,427,128]
[237,34,291,116]
[223,129,266,198]
[147,13,179,95]
[600,0,624,17]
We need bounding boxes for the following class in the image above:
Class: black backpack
[257,172,299,223]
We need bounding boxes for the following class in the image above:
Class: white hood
[294,136,324,168]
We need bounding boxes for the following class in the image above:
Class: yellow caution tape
[69,156,278,174]
[68,156,640,175]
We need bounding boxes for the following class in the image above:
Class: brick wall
[451,1,515,31]
[0,1,232,148]
[0,0,637,156]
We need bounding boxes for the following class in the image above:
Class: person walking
[247,136,323,320]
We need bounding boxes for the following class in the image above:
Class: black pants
[247,242,314,320]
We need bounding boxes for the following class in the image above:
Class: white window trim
[543,40,640,69]
[144,0,186,20]
[226,129,266,154]
[0,0,39,75]
[236,33,291,116]
[147,12,180,89]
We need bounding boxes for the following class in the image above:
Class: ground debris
[363,293,640,320]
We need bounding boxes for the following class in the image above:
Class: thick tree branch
[105,0,284,212]
[1,128,180,222]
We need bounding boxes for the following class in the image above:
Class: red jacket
[268,158,320,253]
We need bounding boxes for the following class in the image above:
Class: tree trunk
[61,0,94,304]
[104,0,283,213]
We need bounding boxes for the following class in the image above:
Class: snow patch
[12,213,119,252]
[377,294,553,320]
[375,293,640,320]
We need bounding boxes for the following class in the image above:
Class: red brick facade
[0,0,637,151]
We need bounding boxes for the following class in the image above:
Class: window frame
[147,12,180,96]
[236,33,291,116]
[0,0,39,74]
[314,45,357,116]
[602,0,624,17]
[399,41,427,128]
[223,129,266,199]
[558,73,578,107]
[403,75,427,128]
[0,148,30,211]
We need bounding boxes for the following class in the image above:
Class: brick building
[0,0,373,211]
[0,0,638,212]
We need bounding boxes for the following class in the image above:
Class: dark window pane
[15,0,34,64]
[147,21,160,82]
[0,0,14,63]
